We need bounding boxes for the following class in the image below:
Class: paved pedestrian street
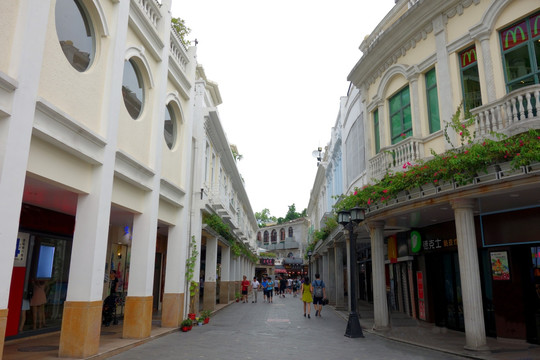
[110,294,467,360]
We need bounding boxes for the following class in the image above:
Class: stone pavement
[351,301,540,360]
[109,294,464,360]
[3,296,540,360]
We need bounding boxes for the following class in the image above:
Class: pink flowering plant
[335,125,540,212]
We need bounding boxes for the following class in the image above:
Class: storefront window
[19,234,72,334]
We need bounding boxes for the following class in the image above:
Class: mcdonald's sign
[532,12,540,37]
[501,21,528,50]
[460,47,477,68]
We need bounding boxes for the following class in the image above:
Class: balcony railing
[369,136,425,180]
[472,85,540,138]
[133,0,161,30]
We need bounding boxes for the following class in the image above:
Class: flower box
[396,190,409,203]
[421,183,437,197]
[408,187,422,200]
[437,180,454,193]
[525,162,540,174]
[474,165,499,184]
[498,162,525,178]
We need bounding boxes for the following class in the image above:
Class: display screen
[36,245,55,279]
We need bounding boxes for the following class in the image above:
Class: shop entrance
[430,252,465,332]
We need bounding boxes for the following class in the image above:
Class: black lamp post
[307,250,313,279]
[338,207,365,338]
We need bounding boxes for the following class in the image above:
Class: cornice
[349,0,480,87]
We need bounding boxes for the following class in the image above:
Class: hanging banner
[388,235,397,263]
[416,271,426,320]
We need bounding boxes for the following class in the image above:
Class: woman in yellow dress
[301,276,313,318]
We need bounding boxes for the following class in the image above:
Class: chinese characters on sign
[416,271,426,320]
[422,238,457,251]
[260,258,275,266]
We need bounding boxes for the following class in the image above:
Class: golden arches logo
[461,48,477,67]
[533,14,540,36]
[504,25,527,49]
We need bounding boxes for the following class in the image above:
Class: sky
[171,1,395,218]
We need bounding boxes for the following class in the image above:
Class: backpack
[313,280,324,298]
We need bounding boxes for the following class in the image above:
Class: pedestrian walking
[251,276,260,303]
[279,276,287,298]
[312,273,326,317]
[267,277,274,303]
[241,275,250,303]
[261,277,268,302]
[292,277,299,297]
[301,276,313,318]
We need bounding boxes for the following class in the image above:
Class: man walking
[251,276,260,303]
[312,273,326,317]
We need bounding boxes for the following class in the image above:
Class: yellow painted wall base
[203,282,216,311]
[220,281,230,304]
[161,293,184,328]
[58,301,102,358]
[123,296,152,339]
[0,308,8,359]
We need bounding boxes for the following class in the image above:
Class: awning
[274,265,287,274]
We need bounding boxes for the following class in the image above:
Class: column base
[59,301,102,358]
[203,282,216,311]
[219,281,230,304]
[123,296,153,339]
[161,293,184,328]
[0,309,8,359]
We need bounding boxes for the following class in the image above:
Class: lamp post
[307,250,313,279]
[338,207,365,338]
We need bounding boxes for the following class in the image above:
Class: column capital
[366,220,385,230]
[450,198,476,210]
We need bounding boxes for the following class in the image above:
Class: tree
[171,17,191,47]
[255,208,276,227]
[230,144,243,162]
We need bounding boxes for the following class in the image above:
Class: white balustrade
[472,85,540,137]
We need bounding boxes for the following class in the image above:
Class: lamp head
[337,210,351,225]
[307,250,313,257]
[350,207,365,223]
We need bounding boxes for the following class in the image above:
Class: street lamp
[307,250,313,279]
[338,206,365,338]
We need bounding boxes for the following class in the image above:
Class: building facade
[309,0,540,350]
[0,0,257,358]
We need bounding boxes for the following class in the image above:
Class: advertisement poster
[491,251,510,280]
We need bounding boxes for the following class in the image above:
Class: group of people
[239,273,327,319]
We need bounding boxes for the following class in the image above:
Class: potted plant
[201,309,211,324]
[180,318,192,332]
[235,292,241,302]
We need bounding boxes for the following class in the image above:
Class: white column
[451,198,487,351]
[328,247,336,304]
[477,35,496,103]
[322,252,329,294]
[205,237,218,283]
[221,246,231,282]
[0,0,51,309]
[407,73,422,137]
[334,245,345,309]
[369,221,389,330]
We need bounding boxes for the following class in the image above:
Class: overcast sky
[171,1,395,218]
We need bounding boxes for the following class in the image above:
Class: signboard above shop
[260,258,274,266]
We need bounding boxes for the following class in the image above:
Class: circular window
[55,0,95,72]
[122,59,144,119]
[164,104,177,149]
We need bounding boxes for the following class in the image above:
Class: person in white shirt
[251,277,260,303]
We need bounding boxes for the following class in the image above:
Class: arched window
[271,230,277,244]
[288,227,293,237]
[263,231,269,244]
[280,228,285,242]
[55,0,95,72]
[122,58,145,119]
[164,103,177,149]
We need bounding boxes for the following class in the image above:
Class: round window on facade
[164,103,177,150]
[55,0,95,72]
[122,59,144,119]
